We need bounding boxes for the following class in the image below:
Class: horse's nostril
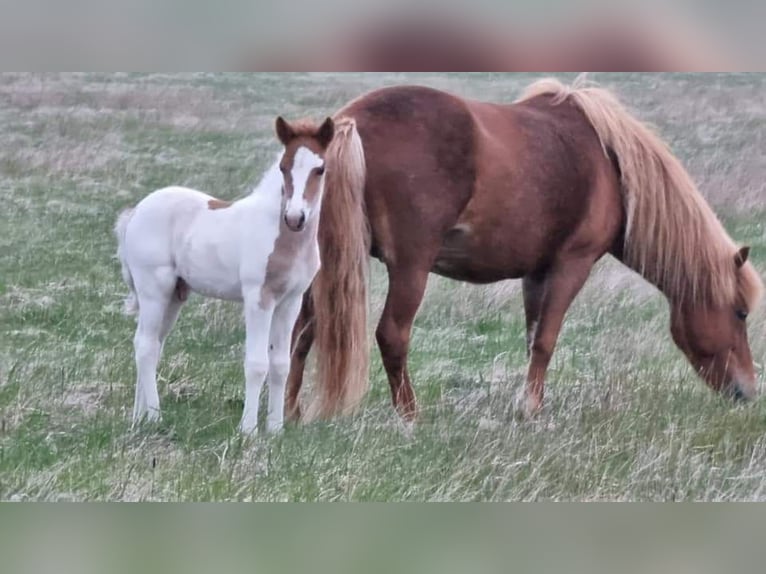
[731,383,755,402]
[299,213,306,227]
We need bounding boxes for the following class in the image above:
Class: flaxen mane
[518,77,763,311]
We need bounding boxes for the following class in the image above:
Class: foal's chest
[261,231,319,302]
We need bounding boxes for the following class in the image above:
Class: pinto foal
[115,117,334,434]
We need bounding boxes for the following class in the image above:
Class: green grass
[1,73,765,500]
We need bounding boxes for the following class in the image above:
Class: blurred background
[0,0,762,70]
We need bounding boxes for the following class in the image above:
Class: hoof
[396,417,416,439]
[396,398,419,423]
[132,406,161,428]
[266,420,284,434]
[238,418,258,436]
[513,388,542,420]
[285,405,302,424]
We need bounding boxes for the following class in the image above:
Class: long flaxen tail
[307,117,371,420]
[114,207,139,315]
[518,77,763,309]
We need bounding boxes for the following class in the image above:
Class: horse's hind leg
[285,291,315,422]
[517,256,595,418]
[132,268,176,425]
[522,275,545,358]
[376,265,430,421]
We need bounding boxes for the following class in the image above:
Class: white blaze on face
[284,146,324,227]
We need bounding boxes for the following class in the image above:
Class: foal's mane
[518,77,763,311]
[286,119,322,137]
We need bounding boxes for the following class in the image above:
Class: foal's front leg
[240,295,274,435]
[267,295,303,433]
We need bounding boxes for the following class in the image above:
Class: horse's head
[670,246,763,400]
[274,116,335,232]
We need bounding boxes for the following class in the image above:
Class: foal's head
[670,247,763,401]
[275,116,335,232]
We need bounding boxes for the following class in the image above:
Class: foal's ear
[316,117,335,149]
[735,246,751,268]
[275,116,295,146]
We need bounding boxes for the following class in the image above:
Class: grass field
[1,73,765,501]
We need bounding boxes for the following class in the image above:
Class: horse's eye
[736,309,748,321]
[316,166,325,176]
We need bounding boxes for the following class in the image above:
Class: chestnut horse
[286,78,763,421]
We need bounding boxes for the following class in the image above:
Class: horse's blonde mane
[518,77,763,311]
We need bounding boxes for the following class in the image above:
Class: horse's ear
[735,246,751,268]
[275,116,294,146]
[316,117,335,149]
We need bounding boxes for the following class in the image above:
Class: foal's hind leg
[132,269,177,425]
[285,291,315,422]
[516,256,595,418]
[376,265,430,420]
[158,285,187,354]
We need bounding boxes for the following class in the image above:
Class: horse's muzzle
[728,378,757,402]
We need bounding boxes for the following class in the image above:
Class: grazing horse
[115,116,338,434]
[286,77,764,422]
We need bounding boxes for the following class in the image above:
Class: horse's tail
[306,117,370,421]
[114,207,139,315]
[518,76,741,306]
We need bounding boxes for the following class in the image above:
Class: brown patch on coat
[207,198,233,210]
[258,217,319,311]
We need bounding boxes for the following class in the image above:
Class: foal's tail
[308,117,370,420]
[114,207,139,315]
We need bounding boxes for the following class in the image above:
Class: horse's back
[336,85,622,279]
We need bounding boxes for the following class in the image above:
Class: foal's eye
[315,166,325,176]
[736,309,748,321]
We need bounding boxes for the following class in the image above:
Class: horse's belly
[431,256,523,284]
[431,223,529,283]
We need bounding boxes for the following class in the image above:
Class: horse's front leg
[267,294,304,433]
[240,293,274,435]
[516,255,596,418]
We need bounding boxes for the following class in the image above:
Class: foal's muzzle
[284,212,307,232]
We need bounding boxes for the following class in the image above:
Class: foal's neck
[246,160,283,207]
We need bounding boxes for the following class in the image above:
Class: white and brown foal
[115,116,334,434]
